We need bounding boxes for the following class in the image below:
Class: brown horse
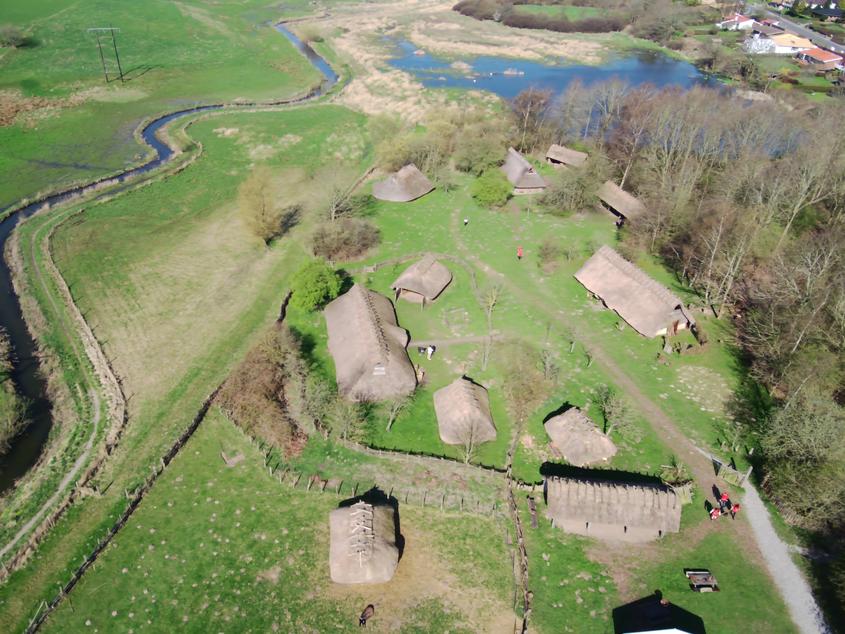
[359,604,375,627]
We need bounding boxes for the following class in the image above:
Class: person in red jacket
[730,503,741,519]
[719,491,730,513]
[709,507,721,521]
[517,246,523,261]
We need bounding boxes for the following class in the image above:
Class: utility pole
[87,27,124,83]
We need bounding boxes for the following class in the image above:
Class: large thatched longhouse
[574,246,695,338]
[545,476,681,542]
[324,284,416,402]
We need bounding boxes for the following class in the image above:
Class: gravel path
[742,483,829,634]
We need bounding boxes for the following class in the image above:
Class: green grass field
[0,104,369,631]
[0,0,322,208]
[42,409,516,633]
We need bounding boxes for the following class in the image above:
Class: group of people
[709,488,740,521]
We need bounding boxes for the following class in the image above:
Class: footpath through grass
[0,0,321,207]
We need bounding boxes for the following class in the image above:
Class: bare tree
[385,393,413,431]
[480,284,503,371]
[511,88,554,153]
[595,384,633,437]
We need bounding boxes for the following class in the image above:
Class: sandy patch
[213,127,240,138]
[256,565,282,583]
[82,86,149,103]
[173,1,235,38]
[324,515,514,632]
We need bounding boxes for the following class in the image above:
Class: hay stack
[433,377,497,445]
[544,407,617,466]
[329,500,399,584]
[372,164,434,202]
[391,254,452,303]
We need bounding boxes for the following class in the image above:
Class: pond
[388,40,714,100]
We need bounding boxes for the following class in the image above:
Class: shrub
[471,169,512,207]
[453,125,507,175]
[311,217,380,261]
[539,165,597,215]
[290,259,342,311]
[0,25,27,48]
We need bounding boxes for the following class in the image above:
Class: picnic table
[685,569,720,592]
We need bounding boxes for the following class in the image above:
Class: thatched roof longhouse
[391,255,452,304]
[546,144,588,168]
[501,148,546,194]
[545,476,681,542]
[598,181,645,220]
[433,377,497,445]
[544,408,617,466]
[574,246,695,338]
[372,164,434,202]
[329,500,399,584]
[324,284,416,402]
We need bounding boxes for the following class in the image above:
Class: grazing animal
[359,604,375,627]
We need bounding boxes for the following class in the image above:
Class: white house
[716,12,755,30]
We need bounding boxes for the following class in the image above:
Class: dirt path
[0,391,100,560]
[410,334,499,348]
[448,208,827,633]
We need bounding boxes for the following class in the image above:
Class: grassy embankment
[513,4,603,20]
[0,331,27,456]
[0,0,322,209]
[0,105,365,632]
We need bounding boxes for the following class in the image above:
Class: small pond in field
[388,40,715,99]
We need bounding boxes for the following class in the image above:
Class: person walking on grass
[730,503,741,519]
[719,491,731,513]
[517,245,523,261]
[709,507,721,521]
[464,217,469,227]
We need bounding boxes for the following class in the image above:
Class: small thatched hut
[372,164,434,202]
[574,245,695,338]
[391,254,452,304]
[501,148,546,194]
[433,377,497,445]
[329,500,399,584]
[544,408,617,466]
[545,144,588,168]
[598,181,645,221]
[324,284,416,402]
[545,476,681,542]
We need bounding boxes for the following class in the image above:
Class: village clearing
[0,1,816,633]
[0,103,794,632]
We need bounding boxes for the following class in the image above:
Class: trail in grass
[448,207,827,634]
[0,391,99,560]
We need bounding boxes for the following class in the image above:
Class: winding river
[0,24,337,493]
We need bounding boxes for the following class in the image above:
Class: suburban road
[751,3,845,54]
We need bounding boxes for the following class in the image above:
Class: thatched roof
[329,500,399,584]
[546,144,588,168]
[545,476,681,542]
[324,284,417,401]
[391,254,452,303]
[574,246,695,338]
[372,164,434,202]
[598,181,645,220]
[544,408,617,466]
[501,148,546,191]
[433,377,497,446]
